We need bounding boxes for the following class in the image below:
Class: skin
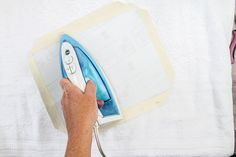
[60,79,104,157]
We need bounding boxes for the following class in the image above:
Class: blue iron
[59,34,122,125]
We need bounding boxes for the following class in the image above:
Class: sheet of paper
[33,9,169,111]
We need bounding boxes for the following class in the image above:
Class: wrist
[66,126,93,157]
[68,123,93,139]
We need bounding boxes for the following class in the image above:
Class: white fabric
[0,0,234,156]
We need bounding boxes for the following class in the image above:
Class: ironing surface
[60,34,120,117]
[1,1,233,157]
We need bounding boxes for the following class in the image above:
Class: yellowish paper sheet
[29,2,174,132]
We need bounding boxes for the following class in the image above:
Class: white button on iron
[69,63,76,74]
[65,55,73,64]
[65,66,72,74]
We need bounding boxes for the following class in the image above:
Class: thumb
[85,80,96,96]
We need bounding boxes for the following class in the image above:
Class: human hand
[60,79,103,137]
[60,79,104,157]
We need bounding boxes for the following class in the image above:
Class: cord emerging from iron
[93,122,106,157]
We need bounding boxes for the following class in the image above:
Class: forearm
[65,126,93,157]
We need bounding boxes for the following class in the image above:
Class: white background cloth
[0,0,234,156]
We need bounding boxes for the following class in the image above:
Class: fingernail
[60,80,67,92]
[88,79,96,87]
